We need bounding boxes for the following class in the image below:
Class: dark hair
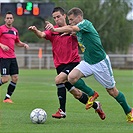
[6,11,13,15]
[52,7,65,15]
[5,11,13,18]
[67,7,83,17]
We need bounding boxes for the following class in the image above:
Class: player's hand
[24,44,29,49]
[0,44,9,51]
[45,21,55,31]
[28,26,37,32]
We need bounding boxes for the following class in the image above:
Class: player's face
[5,14,14,27]
[52,11,66,27]
[68,14,80,26]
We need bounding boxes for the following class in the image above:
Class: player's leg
[105,56,132,122]
[66,62,100,109]
[52,71,67,119]
[0,75,10,85]
[3,74,18,103]
[68,61,99,109]
[66,82,105,120]
[94,55,132,122]
[52,63,78,118]
[65,81,96,106]
[3,58,19,103]
[0,58,10,87]
[65,81,87,103]
[0,58,10,85]
[107,87,133,122]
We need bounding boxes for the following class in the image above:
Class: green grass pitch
[0,69,133,133]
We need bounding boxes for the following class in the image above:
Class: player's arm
[15,41,29,49]
[54,25,80,33]
[28,26,46,38]
[45,21,80,33]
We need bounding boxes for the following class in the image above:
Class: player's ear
[64,14,66,19]
[4,17,6,22]
[12,17,14,22]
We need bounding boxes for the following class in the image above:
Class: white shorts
[75,55,116,89]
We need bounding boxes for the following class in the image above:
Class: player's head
[52,7,66,27]
[67,7,83,26]
[4,11,14,27]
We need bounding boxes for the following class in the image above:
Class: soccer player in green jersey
[45,7,133,122]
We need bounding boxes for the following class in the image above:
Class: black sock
[65,82,73,91]
[4,81,16,100]
[56,83,66,112]
[78,93,98,109]
[92,102,98,109]
[78,92,88,104]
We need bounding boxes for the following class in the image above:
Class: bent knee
[106,87,119,97]
[1,76,10,83]
[68,75,77,84]
[55,75,66,84]
[11,75,18,83]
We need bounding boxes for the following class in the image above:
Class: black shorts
[56,62,79,75]
[1,58,19,76]
[0,58,1,68]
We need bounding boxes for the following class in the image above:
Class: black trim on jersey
[1,30,17,36]
[51,32,71,36]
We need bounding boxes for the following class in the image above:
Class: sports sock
[65,82,73,91]
[4,81,16,100]
[92,102,98,109]
[56,83,66,112]
[78,92,98,110]
[74,79,94,96]
[78,92,88,104]
[115,91,131,114]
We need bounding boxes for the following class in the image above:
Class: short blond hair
[67,7,83,17]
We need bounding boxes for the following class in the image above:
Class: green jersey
[76,19,106,64]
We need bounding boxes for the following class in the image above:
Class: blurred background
[0,0,133,69]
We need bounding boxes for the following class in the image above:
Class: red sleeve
[44,30,52,41]
[44,25,58,41]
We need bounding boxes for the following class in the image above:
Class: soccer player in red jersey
[0,11,29,103]
[28,7,105,120]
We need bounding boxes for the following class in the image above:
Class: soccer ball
[30,108,47,124]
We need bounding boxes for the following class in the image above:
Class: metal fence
[16,54,133,69]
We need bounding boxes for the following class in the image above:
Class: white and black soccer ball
[30,108,47,124]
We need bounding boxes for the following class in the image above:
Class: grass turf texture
[0,69,133,133]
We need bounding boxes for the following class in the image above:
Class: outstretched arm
[45,21,80,33]
[28,26,46,38]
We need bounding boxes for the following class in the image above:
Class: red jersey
[44,25,80,68]
[0,25,20,58]
[0,46,2,58]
